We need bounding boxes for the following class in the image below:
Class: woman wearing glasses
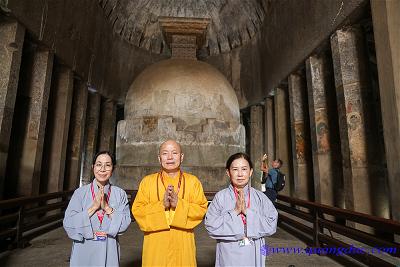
[63,151,131,266]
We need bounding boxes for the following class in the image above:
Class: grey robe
[205,184,278,267]
[63,182,131,266]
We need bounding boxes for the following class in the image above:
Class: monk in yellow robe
[132,139,208,266]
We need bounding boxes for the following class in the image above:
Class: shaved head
[158,139,184,174]
[159,139,182,155]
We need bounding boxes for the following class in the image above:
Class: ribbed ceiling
[98,0,267,56]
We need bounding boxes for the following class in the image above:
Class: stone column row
[271,23,392,222]
[305,51,343,208]
[243,17,394,220]
[331,26,388,218]
[0,20,119,198]
[240,4,397,227]
[0,21,25,199]
[262,20,393,223]
[249,90,294,197]
[80,93,118,186]
[279,24,389,217]
[250,96,294,196]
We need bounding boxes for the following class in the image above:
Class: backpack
[274,171,286,192]
[261,170,286,191]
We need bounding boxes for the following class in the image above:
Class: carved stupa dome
[125,58,240,126]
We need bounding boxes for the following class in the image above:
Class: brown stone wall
[0,20,25,198]
[250,105,264,190]
[81,92,101,185]
[371,0,400,223]
[288,71,313,200]
[4,0,166,102]
[274,87,294,197]
[64,79,88,190]
[41,65,73,193]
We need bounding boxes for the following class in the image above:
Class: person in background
[261,154,283,203]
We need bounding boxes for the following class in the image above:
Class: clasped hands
[88,186,113,217]
[234,189,247,215]
[163,185,178,209]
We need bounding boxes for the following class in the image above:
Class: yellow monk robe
[132,171,208,267]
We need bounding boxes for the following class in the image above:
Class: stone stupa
[115,17,245,191]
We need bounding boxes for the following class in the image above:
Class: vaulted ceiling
[98,0,269,57]
[1,0,365,105]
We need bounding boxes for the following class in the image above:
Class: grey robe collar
[91,179,112,195]
[228,183,251,201]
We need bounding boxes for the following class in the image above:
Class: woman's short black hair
[92,150,116,168]
[225,152,253,170]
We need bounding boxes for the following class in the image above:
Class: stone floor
[0,223,349,267]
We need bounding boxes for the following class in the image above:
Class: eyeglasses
[94,163,113,171]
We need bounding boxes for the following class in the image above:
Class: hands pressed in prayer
[87,186,113,216]
[234,194,241,215]
[163,189,171,209]
[100,187,107,210]
[163,185,178,209]
[96,187,114,218]
[239,190,247,215]
[88,187,103,216]
[170,189,178,208]
[96,187,103,209]
[235,189,246,215]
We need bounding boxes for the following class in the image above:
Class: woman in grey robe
[63,151,131,266]
[205,152,278,267]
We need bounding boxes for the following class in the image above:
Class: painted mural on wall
[345,89,367,164]
[315,110,330,153]
[347,111,362,131]
[336,84,368,165]
[347,111,367,164]
[295,122,306,163]
[310,62,327,110]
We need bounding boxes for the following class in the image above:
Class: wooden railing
[276,194,400,267]
[0,190,74,248]
[0,188,213,248]
[2,189,399,267]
